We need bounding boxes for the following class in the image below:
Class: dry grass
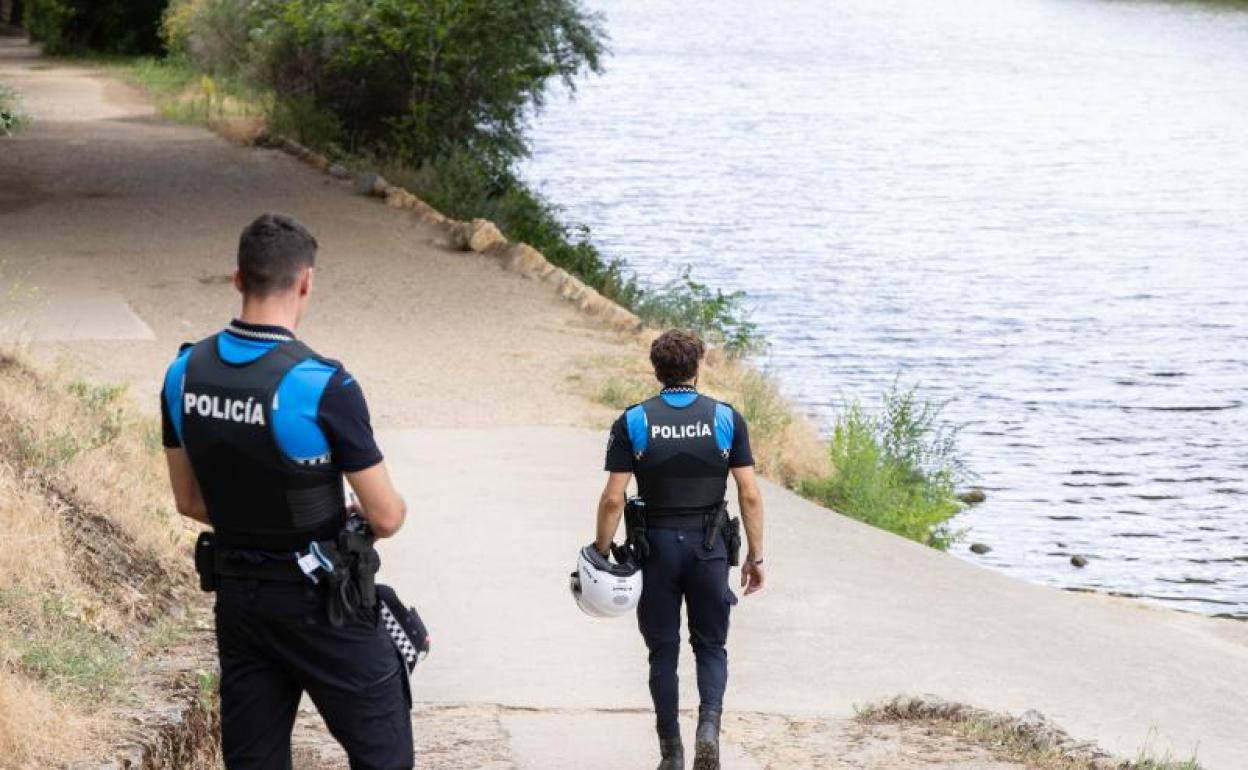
[858,696,1202,770]
[585,344,832,490]
[0,348,194,767]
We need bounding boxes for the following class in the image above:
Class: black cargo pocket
[725,587,739,607]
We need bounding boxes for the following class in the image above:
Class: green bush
[161,0,254,74]
[25,0,169,55]
[801,385,966,549]
[244,0,606,165]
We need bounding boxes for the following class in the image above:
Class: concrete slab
[500,711,760,770]
[0,289,155,341]
[376,426,1248,770]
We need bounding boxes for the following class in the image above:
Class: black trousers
[636,527,737,738]
[214,578,413,770]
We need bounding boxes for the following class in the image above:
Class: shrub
[24,0,169,55]
[801,384,966,549]
[161,0,255,74]
[246,0,606,165]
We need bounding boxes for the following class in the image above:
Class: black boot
[656,734,684,770]
[693,707,721,770]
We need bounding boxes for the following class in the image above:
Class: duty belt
[196,525,381,627]
[645,512,706,530]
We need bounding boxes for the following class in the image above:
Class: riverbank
[3,36,1248,769]
[521,0,1248,618]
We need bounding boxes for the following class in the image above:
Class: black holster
[726,516,742,567]
[319,529,381,627]
[194,531,217,592]
[624,498,650,561]
[702,500,728,552]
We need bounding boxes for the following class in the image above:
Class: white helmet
[569,544,642,618]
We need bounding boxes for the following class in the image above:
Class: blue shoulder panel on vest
[217,331,278,365]
[714,402,734,454]
[660,391,698,408]
[273,359,337,462]
[626,405,649,456]
[163,347,193,444]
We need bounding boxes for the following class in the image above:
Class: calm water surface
[524,0,1248,617]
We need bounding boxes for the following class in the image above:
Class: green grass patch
[0,83,31,136]
[596,375,655,411]
[11,596,127,702]
[108,56,264,125]
[801,384,966,549]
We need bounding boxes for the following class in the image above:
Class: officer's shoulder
[702,393,736,410]
[285,340,345,373]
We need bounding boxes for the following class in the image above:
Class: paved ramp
[378,427,1248,769]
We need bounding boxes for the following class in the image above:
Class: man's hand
[741,556,765,595]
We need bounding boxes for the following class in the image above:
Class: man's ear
[232,270,244,294]
[300,266,314,297]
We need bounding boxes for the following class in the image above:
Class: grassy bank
[0,349,198,765]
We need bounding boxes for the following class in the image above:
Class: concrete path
[4,36,1248,769]
[380,428,1248,768]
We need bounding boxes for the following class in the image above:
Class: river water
[523,0,1248,618]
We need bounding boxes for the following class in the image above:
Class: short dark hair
[650,329,705,388]
[237,213,318,297]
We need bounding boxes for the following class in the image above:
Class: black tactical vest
[632,394,729,513]
[181,335,346,551]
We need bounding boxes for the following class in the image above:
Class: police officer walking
[161,213,414,770]
[595,330,767,770]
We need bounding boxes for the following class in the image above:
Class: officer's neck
[238,296,301,334]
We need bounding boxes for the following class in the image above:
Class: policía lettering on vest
[183,392,266,426]
[651,422,712,440]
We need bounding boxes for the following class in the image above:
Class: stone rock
[354,173,387,197]
[504,243,547,274]
[407,197,446,225]
[327,163,350,179]
[543,267,571,287]
[958,488,987,504]
[577,286,605,313]
[467,219,506,253]
[969,542,992,555]
[559,276,588,301]
[1071,554,1089,568]
[385,188,415,210]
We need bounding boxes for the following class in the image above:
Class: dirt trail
[4,36,1248,770]
[0,36,621,429]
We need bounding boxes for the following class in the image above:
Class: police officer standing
[595,330,766,770]
[161,213,413,770]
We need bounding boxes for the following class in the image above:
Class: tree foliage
[24,0,168,54]
[168,0,605,167]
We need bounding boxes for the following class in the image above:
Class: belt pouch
[194,532,217,592]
